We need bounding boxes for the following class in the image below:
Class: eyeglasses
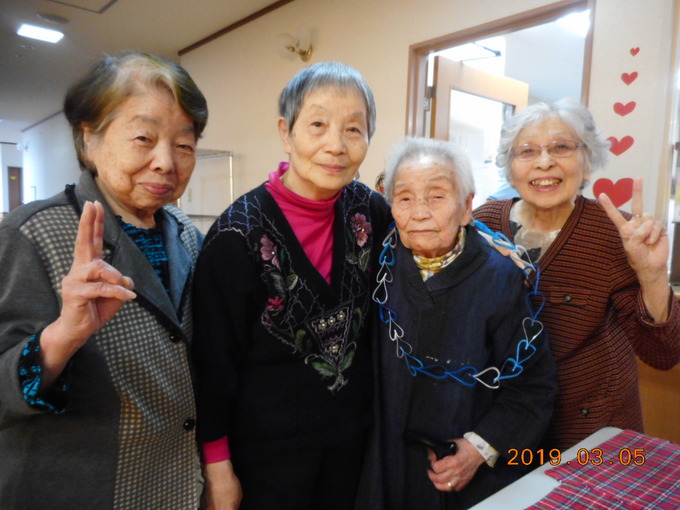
[510,140,585,162]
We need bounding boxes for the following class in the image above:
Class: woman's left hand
[598,177,671,322]
[427,438,485,492]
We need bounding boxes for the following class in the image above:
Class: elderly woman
[192,62,391,510]
[0,52,207,509]
[474,98,680,451]
[356,137,557,510]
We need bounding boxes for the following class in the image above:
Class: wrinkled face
[391,156,473,258]
[509,117,588,215]
[279,86,369,200]
[84,84,197,227]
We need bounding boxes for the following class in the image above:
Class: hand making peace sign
[39,201,136,387]
[598,177,671,322]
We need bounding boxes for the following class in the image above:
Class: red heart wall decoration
[607,136,634,156]
[613,101,636,116]
[630,47,640,56]
[621,72,638,85]
[593,178,634,207]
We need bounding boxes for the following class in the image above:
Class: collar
[265,161,341,213]
[412,227,466,281]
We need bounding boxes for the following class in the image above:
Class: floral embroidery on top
[215,182,380,394]
[302,306,362,393]
[260,234,281,268]
[267,296,285,311]
[260,235,297,312]
[351,213,371,247]
[347,213,372,271]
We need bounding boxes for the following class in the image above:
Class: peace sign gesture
[39,201,136,387]
[598,177,671,322]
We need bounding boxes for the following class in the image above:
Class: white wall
[587,0,675,217]
[180,0,675,216]
[21,113,80,203]
[0,122,22,145]
[14,0,674,217]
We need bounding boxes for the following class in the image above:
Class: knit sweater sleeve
[472,200,508,233]
[604,217,680,369]
[192,222,261,443]
[568,199,680,370]
[629,291,680,369]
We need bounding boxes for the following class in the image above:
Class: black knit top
[192,180,391,452]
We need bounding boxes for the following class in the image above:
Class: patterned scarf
[412,227,466,280]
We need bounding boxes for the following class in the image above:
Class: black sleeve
[192,226,261,443]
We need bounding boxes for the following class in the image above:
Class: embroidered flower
[260,235,280,268]
[350,213,372,247]
[267,295,284,311]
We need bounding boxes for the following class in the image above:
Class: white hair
[495,97,610,180]
[383,137,475,205]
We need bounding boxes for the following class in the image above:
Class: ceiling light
[17,23,64,43]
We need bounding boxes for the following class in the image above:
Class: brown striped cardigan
[474,195,680,451]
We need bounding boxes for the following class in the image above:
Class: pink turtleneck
[265,161,339,284]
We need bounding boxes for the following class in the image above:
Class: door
[406,1,591,136]
[8,166,22,211]
[430,56,528,206]
[430,56,528,140]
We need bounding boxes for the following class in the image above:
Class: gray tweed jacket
[0,171,203,509]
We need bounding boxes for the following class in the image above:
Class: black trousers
[232,433,366,510]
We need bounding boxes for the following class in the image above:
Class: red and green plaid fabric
[529,429,680,509]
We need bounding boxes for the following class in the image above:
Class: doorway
[446,89,516,207]
[431,56,531,206]
[8,166,23,211]
[406,0,592,203]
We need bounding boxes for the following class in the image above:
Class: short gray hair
[495,97,610,180]
[383,137,475,204]
[278,61,376,140]
[64,51,208,172]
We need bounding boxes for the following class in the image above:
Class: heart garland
[593,47,639,207]
[611,50,638,156]
[374,225,546,390]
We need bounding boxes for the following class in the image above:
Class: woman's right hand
[39,201,136,387]
[204,460,243,510]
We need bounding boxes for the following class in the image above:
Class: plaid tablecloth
[528,429,680,510]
